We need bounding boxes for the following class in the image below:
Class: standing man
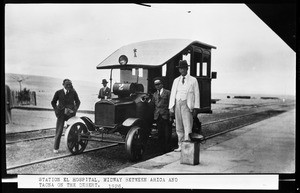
[5,84,12,124]
[168,60,200,152]
[98,79,111,99]
[51,79,81,153]
[153,77,172,153]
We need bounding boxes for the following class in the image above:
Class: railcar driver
[153,77,172,153]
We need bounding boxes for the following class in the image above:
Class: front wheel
[64,122,89,155]
[125,126,144,161]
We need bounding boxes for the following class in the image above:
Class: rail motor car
[64,39,217,161]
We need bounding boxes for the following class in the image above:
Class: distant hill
[5,73,99,93]
[5,73,100,110]
[5,73,63,92]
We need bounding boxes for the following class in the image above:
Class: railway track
[6,103,294,171]
[6,101,294,145]
[6,101,288,135]
[7,143,122,170]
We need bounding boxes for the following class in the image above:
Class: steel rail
[6,133,124,145]
[7,143,120,171]
[198,104,294,144]
[203,102,294,127]
[6,127,56,135]
[87,138,125,144]
[202,109,274,126]
[6,134,58,144]
[203,117,268,141]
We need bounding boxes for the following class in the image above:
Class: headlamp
[119,55,128,65]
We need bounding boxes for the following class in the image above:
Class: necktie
[182,76,185,84]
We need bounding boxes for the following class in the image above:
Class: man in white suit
[169,60,200,152]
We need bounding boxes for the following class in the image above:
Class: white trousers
[175,100,193,147]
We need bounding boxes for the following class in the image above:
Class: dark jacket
[51,89,81,118]
[153,89,171,120]
[98,87,111,99]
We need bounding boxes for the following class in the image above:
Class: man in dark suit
[51,79,81,153]
[153,77,172,153]
[98,79,111,99]
[5,84,12,124]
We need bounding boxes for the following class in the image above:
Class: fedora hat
[102,79,108,84]
[176,60,189,68]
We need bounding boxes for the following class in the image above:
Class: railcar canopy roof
[96,39,216,69]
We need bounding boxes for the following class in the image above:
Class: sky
[5,4,296,96]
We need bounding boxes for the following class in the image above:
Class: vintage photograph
[3,3,296,189]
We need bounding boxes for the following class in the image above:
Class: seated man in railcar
[98,79,111,99]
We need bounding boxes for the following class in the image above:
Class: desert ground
[4,73,296,174]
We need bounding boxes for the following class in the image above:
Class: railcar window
[162,64,167,77]
[202,62,207,76]
[132,68,143,77]
[197,62,201,76]
[182,53,191,65]
[138,68,143,77]
[182,53,191,74]
[193,51,203,77]
[202,55,210,77]
[132,68,136,76]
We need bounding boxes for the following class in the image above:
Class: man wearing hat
[153,77,172,153]
[168,60,200,152]
[98,79,111,99]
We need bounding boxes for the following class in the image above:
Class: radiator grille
[95,103,115,126]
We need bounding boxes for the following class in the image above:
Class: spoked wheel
[125,126,144,161]
[64,122,89,155]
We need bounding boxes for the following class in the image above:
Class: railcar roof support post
[110,68,113,92]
